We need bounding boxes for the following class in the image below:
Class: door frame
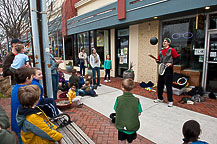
[202,29,217,91]
[115,28,129,77]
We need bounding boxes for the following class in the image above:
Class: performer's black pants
[157,67,173,102]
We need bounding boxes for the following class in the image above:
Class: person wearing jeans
[78,48,87,76]
[90,48,101,87]
[50,47,63,100]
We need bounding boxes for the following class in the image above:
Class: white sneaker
[108,80,111,82]
[168,102,173,107]
[104,80,108,82]
[154,99,163,103]
[187,100,194,105]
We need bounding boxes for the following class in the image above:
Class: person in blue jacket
[11,67,34,144]
[182,120,208,144]
[31,67,59,118]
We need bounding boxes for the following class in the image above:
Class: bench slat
[71,122,95,144]
[55,120,79,144]
[54,117,95,144]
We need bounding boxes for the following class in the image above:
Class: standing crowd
[0,38,208,144]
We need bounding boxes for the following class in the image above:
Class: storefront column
[137,20,160,84]
[129,24,139,82]
[110,29,115,77]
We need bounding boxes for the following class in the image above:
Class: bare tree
[0,0,29,39]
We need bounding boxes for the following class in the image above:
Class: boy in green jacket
[114,78,142,143]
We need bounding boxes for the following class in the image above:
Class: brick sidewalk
[0,98,154,144]
[1,73,217,143]
[100,77,217,118]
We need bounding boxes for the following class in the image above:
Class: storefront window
[162,17,205,71]
[52,30,63,57]
[73,30,109,68]
[90,31,95,48]
[209,13,217,29]
[77,32,90,56]
[96,30,109,68]
[64,36,73,60]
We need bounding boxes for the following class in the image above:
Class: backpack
[186,86,204,96]
[109,113,116,123]
[208,92,216,99]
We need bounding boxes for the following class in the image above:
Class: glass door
[116,36,129,77]
[205,30,217,92]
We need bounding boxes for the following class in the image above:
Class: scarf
[92,53,98,63]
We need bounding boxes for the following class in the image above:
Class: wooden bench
[51,114,95,144]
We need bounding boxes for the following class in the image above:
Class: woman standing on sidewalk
[90,48,101,87]
[78,48,87,76]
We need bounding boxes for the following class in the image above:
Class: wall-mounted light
[205,6,210,10]
[153,17,158,19]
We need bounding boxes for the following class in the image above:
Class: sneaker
[108,80,111,82]
[104,80,108,82]
[187,100,194,105]
[168,102,173,107]
[97,84,101,87]
[93,85,97,89]
[93,94,98,97]
[154,99,163,103]
[77,104,84,108]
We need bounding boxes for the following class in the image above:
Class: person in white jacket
[78,48,87,76]
[89,48,101,87]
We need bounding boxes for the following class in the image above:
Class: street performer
[154,38,179,107]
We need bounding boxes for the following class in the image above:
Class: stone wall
[137,20,160,84]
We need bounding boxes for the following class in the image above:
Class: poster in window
[194,49,204,55]
[119,55,124,64]
[97,34,104,47]
[123,55,127,64]
[199,56,204,62]
[124,47,128,54]
[210,52,216,58]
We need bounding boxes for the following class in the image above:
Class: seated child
[77,72,85,89]
[31,67,59,118]
[114,79,142,144]
[85,74,93,86]
[69,69,80,95]
[67,83,83,107]
[58,71,69,91]
[69,69,80,87]
[10,44,30,73]
[182,120,208,144]
[17,85,63,144]
[80,81,98,97]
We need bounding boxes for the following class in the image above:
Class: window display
[162,17,205,71]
